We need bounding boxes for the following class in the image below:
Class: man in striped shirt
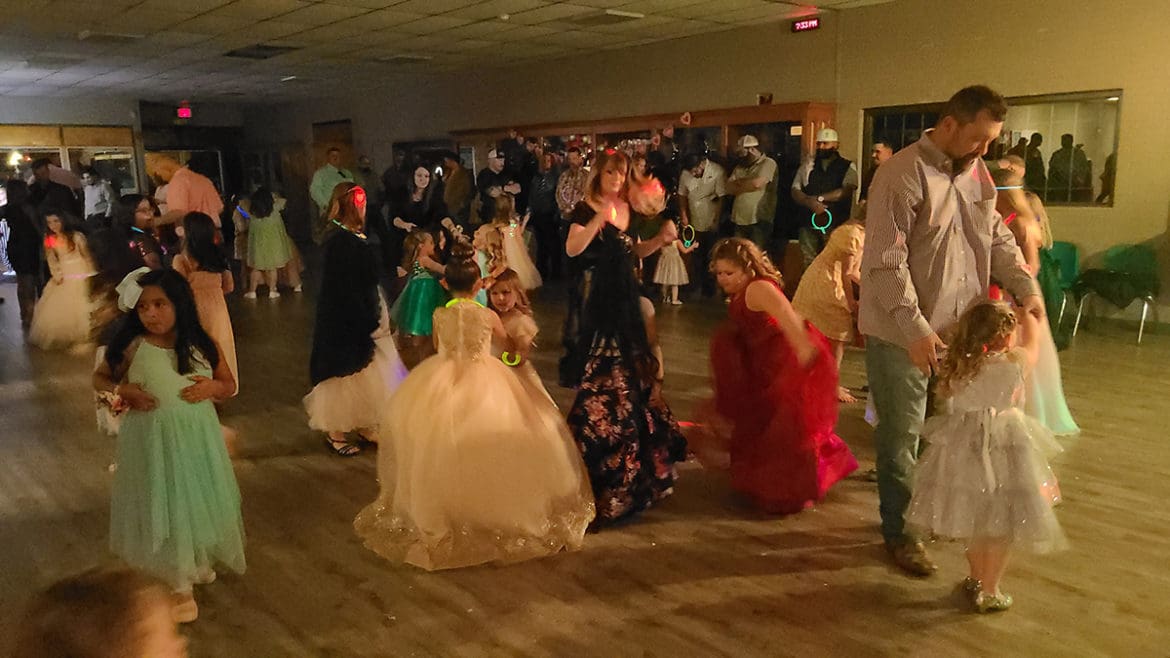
[860,86,1043,577]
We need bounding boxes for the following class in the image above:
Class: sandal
[324,436,361,457]
[975,590,1013,613]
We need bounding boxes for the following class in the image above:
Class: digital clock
[791,17,821,32]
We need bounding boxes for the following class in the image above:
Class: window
[996,90,1120,206]
[864,90,1121,206]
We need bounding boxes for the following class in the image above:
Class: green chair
[1072,244,1160,343]
[1047,241,1079,325]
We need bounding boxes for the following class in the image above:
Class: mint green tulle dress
[392,261,447,336]
[109,341,246,590]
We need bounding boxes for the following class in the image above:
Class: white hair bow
[116,267,152,312]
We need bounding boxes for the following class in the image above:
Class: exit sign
[792,17,821,32]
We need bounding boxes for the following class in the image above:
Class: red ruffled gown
[709,279,857,514]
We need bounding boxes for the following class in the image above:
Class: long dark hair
[250,187,274,218]
[408,165,435,207]
[112,194,148,233]
[180,212,227,273]
[105,269,219,375]
[41,208,84,251]
[578,228,658,387]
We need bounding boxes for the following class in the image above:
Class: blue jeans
[865,336,930,545]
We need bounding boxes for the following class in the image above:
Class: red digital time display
[791,17,821,32]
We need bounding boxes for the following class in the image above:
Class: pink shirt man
[167,166,224,226]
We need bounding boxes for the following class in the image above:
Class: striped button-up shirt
[859,132,1038,348]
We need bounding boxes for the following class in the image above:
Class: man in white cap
[792,128,859,267]
[726,134,778,249]
[475,146,520,224]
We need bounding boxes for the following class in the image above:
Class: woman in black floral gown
[563,148,687,527]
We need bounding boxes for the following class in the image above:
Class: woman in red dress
[700,238,857,514]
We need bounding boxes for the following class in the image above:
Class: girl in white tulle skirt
[28,211,96,351]
[907,301,1066,614]
[354,243,593,570]
[490,194,541,291]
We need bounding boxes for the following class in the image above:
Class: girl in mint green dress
[94,268,244,623]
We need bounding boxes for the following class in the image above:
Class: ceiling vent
[570,9,645,27]
[77,30,145,45]
[224,44,300,60]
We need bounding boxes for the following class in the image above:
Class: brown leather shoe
[887,540,938,577]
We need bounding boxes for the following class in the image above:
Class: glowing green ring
[811,209,833,235]
[681,224,696,248]
[445,298,484,308]
[501,351,521,367]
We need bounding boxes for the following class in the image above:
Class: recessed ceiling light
[280,75,297,82]
[499,13,510,21]
[1106,96,1120,102]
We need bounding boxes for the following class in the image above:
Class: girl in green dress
[94,268,245,623]
[392,229,447,368]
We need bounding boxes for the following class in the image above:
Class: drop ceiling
[0,0,891,101]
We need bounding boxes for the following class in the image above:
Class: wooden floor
[1,271,1168,657]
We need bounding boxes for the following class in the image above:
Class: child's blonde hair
[936,300,1018,396]
[12,567,172,658]
[709,237,783,286]
[489,269,532,315]
[401,229,434,271]
[474,224,506,272]
[492,193,516,225]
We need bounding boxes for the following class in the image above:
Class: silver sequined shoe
[975,590,1013,613]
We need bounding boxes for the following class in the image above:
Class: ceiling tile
[288,22,371,42]
[314,0,405,7]
[710,3,797,23]
[356,9,429,29]
[100,9,193,33]
[565,0,628,7]
[661,0,759,19]
[439,21,521,39]
[532,29,606,48]
[147,30,215,47]
[230,20,304,40]
[615,0,706,10]
[174,14,243,35]
[505,3,596,25]
[580,15,677,33]
[135,0,233,12]
[277,3,370,25]
[206,0,311,21]
[396,15,476,35]
[444,0,547,22]
[388,0,486,13]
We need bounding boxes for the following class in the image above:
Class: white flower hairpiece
[115,267,152,312]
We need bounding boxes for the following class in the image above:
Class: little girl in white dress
[29,211,96,350]
[354,243,593,570]
[491,194,541,291]
[653,230,697,305]
[907,300,1066,613]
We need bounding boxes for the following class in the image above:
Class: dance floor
[1,273,1167,657]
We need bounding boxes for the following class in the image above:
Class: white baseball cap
[738,134,760,149]
[816,128,840,143]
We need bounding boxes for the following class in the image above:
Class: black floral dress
[564,203,687,527]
